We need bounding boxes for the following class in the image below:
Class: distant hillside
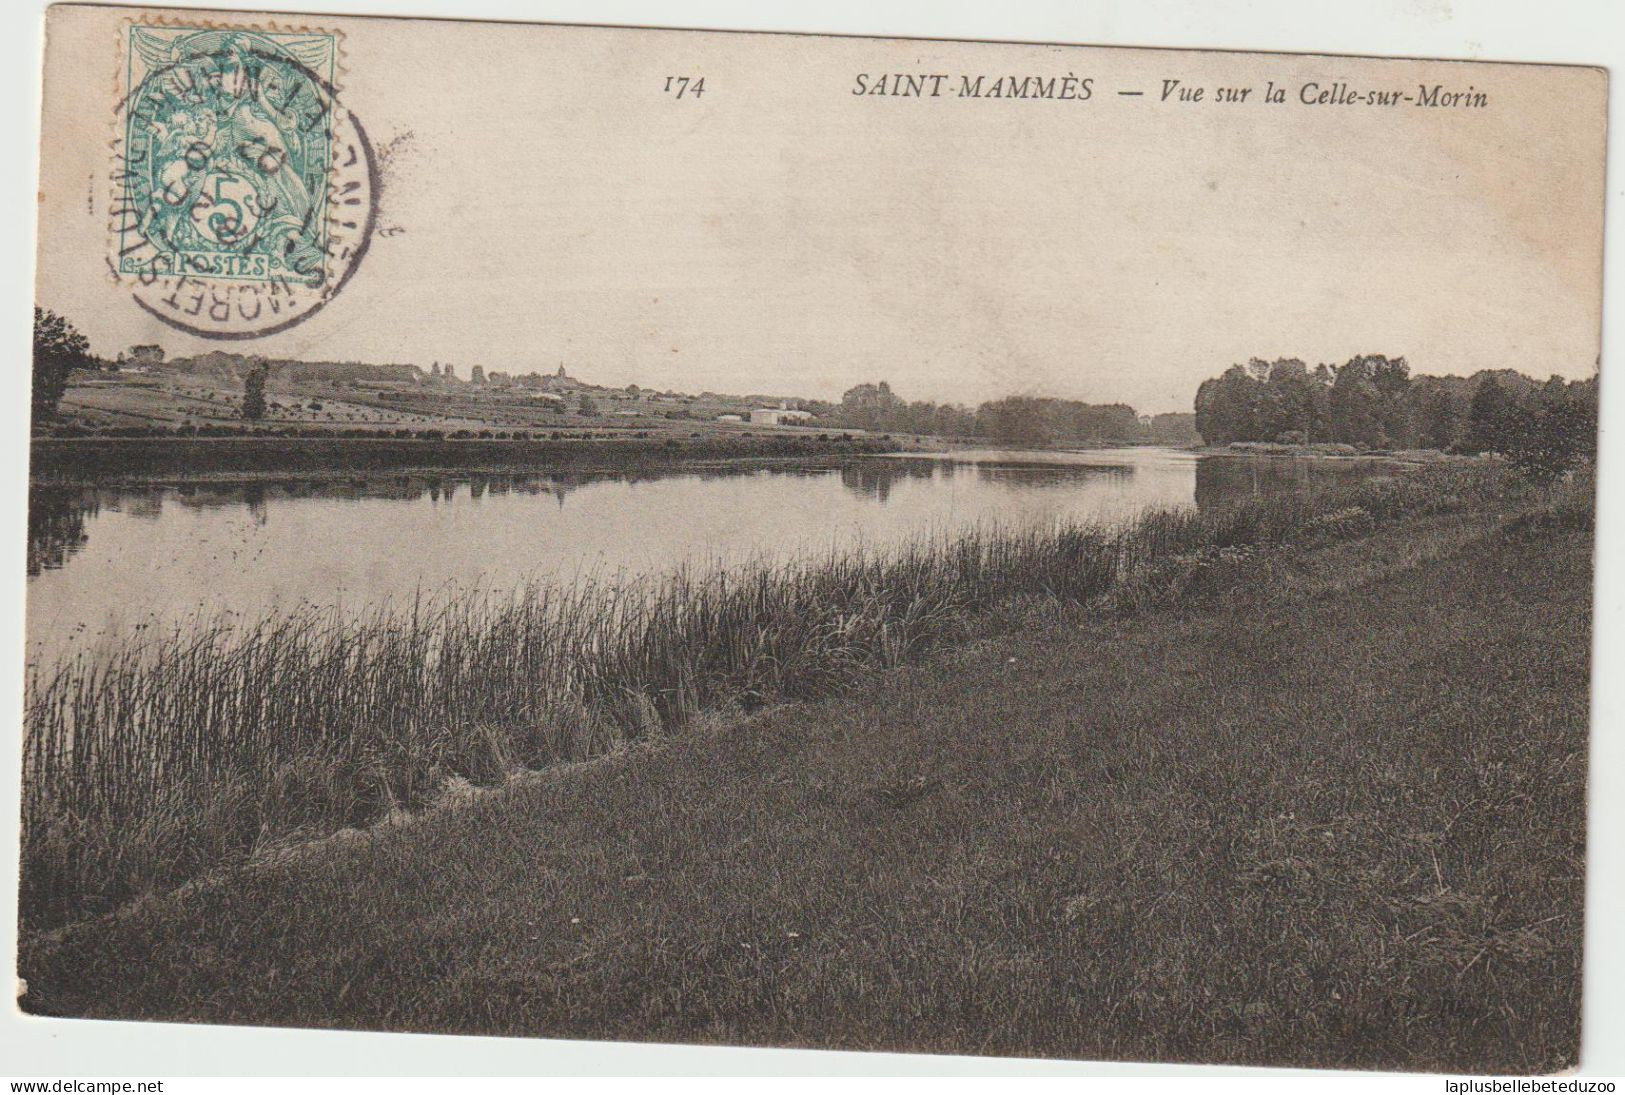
[166,352,422,386]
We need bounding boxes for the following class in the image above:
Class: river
[25,447,1395,660]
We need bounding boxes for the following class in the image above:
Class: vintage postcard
[19,3,1604,1074]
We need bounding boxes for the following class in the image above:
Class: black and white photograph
[5,0,1622,1083]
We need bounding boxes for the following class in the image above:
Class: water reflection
[839,459,933,502]
[1194,455,1397,510]
[25,449,1392,656]
[27,487,97,577]
[972,463,1132,490]
[31,456,1144,553]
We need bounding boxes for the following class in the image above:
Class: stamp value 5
[110,23,377,339]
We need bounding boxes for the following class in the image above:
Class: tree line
[1195,354,1597,477]
[831,381,1200,446]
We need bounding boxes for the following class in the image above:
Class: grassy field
[52,373,820,436]
[18,472,1590,1072]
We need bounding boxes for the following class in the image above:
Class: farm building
[749,408,814,426]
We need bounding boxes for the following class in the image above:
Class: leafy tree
[978,396,1052,446]
[1148,412,1202,446]
[1315,355,1411,448]
[1194,364,1263,444]
[839,381,905,431]
[1328,356,1386,447]
[1363,355,1416,447]
[578,394,600,416]
[1192,357,1337,445]
[1504,377,1597,481]
[1374,357,1418,447]
[1464,376,1517,454]
[32,308,89,426]
[241,358,270,421]
[1262,358,1327,442]
[1418,388,1462,451]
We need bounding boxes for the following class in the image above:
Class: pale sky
[36,8,1607,413]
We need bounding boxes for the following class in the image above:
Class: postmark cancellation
[108,20,376,339]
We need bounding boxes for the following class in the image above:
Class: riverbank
[1198,440,1474,463]
[19,474,1590,1072]
[19,461,1501,929]
[27,433,912,484]
[22,464,1510,930]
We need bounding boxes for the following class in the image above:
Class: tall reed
[20,465,1494,928]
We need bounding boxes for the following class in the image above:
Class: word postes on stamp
[110,24,377,339]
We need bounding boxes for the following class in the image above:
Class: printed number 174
[664,76,706,99]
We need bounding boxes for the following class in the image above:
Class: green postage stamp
[120,26,338,283]
[112,22,376,338]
